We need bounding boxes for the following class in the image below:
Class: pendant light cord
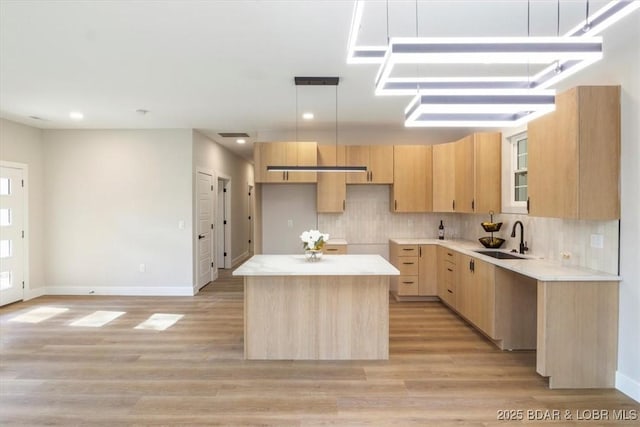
[386,0,390,43]
[335,84,338,166]
[295,85,299,141]
[584,0,591,32]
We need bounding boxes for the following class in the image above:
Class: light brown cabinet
[528,86,620,220]
[389,242,437,298]
[437,246,457,307]
[323,243,347,254]
[391,145,433,212]
[433,133,501,213]
[316,145,346,212]
[456,254,496,338]
[346,145,394,184]
[254,142,317,183]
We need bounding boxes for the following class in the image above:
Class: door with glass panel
[0,165,25,306]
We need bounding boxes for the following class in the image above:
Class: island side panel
[244,275,389,360]
[536,280,619,388]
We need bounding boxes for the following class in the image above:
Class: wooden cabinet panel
[418,244,437,296]
[437,246,457,307]
[324,244,347,254]
[254,142,317,183]
[392,145,433,212]
[317,145,346,212]
[432,143,456,212]
[287,142,317,183]
[454,135,474,213]
[346,146,370,184]
[369,146,394,183]
[346,145,393,184]
[528,86,620,220]
[390,242,436,298]
[473,133,502,214]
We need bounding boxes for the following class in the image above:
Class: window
[513,133,528,203]
[501,130,528,214]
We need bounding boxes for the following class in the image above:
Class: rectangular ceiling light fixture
[375,36,603,90]
[404,91,556,128]
[564,0,640,37]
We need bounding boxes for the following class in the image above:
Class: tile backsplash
[318,185,619,274]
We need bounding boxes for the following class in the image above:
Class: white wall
[0,118,45,298]
[43,129,194,295]
[261,184,318,254]
[192,130,254,265]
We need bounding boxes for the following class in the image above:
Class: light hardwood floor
[1,270,638,426]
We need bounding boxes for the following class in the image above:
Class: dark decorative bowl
[481,222,503,232]
[479,237,506,248]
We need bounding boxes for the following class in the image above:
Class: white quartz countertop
[233,254,399,276]
[389,238,620,282]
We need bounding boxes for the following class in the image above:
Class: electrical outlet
[287,219,293,228]
[178,220,185,230]
[590,234,604,249]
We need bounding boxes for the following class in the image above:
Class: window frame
[501,128,529,214]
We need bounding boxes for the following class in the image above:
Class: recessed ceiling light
[236,139,246,144]
[69,111,84,120]
[302,112,314,120]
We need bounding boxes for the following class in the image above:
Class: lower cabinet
[389,242,437,299]
[457,254,496,338]
[323,243,347,254]
[437,246,457,307]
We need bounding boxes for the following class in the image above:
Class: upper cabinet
[317,145,346,213]
[391,145,433,212]
[432,142,456,212]
[432,132,501,214]
[254,142,317,183]
[528,86,620,220]
[345,145,394,184]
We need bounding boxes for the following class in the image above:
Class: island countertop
[233,254,400,276]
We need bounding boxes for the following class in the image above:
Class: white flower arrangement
[300,229,330,251]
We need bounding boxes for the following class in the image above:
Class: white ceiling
[0,0,635,161]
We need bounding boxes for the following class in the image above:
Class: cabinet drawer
[397,245,419,256]
[397,257,419,275]
[324,244,347,254]
[444,250,456,264]
[398,276,419,295]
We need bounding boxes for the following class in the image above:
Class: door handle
[198,234,205,240]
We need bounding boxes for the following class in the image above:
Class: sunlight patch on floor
[134,313,184,331]
[8,306,69,323]
[70,310,125,327]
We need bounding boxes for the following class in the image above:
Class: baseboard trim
[616,371,640,403]
[232,251,251,267]
[24,287,45,300]
[45,286,195,297]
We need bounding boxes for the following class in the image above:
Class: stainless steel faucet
[510,221,529,254]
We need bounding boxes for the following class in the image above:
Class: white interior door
[0,166,25,306]
[217,177,231,269]
[197,171,215,289]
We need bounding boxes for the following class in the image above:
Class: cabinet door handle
[394,200,397,210]
[402,281,415,284]
[326,248,338,252]
[447,289,453,294]
[469,259,475,273]
[527,197,530,213]
[419,246,422,257]
[447,268,453,272]
[452,200,456,211]
[402,248,414,252]
[472,199,475,211]
[402,262,415,265]
[447,252,453,256]
[343,200,345,210]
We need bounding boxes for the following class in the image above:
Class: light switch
[287,219,293,228]
[178,220,185,230]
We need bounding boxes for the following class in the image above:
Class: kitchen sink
[474,250,526,260]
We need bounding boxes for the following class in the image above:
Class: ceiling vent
[294,77,339,86]
[218,132,250,138]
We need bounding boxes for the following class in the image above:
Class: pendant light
[266,77,367,173]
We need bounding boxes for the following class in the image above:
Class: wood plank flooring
[1,270,638,426]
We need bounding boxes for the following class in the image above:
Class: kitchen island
[233,254,399,360]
